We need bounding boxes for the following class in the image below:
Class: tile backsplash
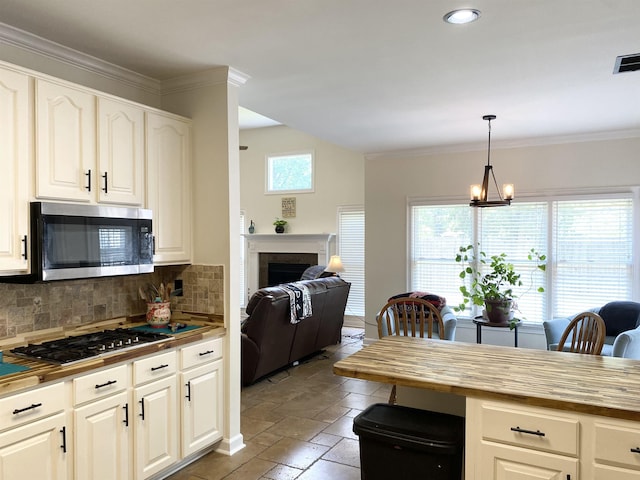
[0,264,224,339]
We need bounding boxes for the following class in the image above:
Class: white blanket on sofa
[282,282,313,324]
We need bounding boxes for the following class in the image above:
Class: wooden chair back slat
[557,311,606,355]
[376,297,447,405]
[376,297,445,340]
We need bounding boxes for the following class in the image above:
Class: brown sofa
[241,276,350,386]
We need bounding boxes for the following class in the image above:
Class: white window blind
[479,202,548,321]
[409,194,634,323]
[338,207,365,316]
[410,205,472,310]
[553,198,633,317]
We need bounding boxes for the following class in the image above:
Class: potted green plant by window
[454,244,546,326]
[273,218,287,233]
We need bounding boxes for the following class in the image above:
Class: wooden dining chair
[557,311,606,354]
[376,297,446,404]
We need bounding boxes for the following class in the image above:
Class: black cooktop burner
[11,328,172,365]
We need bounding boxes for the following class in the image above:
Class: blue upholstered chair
[612,327,640,359]
[543,301,640,356]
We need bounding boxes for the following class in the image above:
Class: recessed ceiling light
[443,9,481,25]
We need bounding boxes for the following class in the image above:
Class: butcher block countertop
[333,336,640,421]
[0,313,226,397]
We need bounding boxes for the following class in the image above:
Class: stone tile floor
[168,327,389,480]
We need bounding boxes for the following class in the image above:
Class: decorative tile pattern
[0,264,224,338]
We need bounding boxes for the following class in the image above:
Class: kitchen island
[334,337,640,479]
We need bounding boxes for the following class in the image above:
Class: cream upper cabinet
[146,111,192,265]
[97,97,145,205]
[35,78,96,202]
[0,67,30,275]
[36,79,146,206]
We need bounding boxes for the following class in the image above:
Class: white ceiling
[0,0,638,154]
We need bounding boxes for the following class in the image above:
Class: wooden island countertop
[333,336,640,421]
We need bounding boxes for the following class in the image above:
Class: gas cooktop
[10,328,172,365]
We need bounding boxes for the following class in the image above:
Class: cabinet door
[480,442,578,480]
[0,412,67,480]
[181,359,223,457]
[134,375,178,479]
[75,391,130,480]
[35,79,96,202]
[0,67,30,275]
[97,97,145,205]
[146,112,192,265]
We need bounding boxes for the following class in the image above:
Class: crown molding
[161,66,250,95]
[365,128,640,161]
[0,22,161,94]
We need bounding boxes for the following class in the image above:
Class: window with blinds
[410,194,634,322]
[479,203,548,321]
[338,207,365,316]
[553,198,633,317]
[411,205,472,311]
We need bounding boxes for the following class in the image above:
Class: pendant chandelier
[469,115,514,207]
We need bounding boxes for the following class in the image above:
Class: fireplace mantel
[243,233,335,298]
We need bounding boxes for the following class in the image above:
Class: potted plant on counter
[273,218,287,233]
[454,244,546,327]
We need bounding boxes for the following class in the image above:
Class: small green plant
[273,218,288,227]
[454,244,546,326]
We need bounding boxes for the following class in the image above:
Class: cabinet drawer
[133,350,177,385]
[73,364,127,405]
[181,337,224,370]
[481,402,579,456]
[0,382,65,430]
[594,421,640,471]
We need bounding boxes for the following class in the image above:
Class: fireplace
[259,252,318,287]
[243,233,335,300]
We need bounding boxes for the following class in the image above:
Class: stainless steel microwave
[26,202,154,281]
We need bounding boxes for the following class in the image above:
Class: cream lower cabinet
[467,398,640,480]
[133,350,178,480]
[146,111,192,265]
[468,398,580,480]
[0,382,68,480]
[591,418,640,479]
[0,66,30,275]
[73,364,130,480]
[180,338,224,456]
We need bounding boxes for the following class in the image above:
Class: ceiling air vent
[613,53,640,74]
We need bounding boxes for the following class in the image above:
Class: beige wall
[365,135,640,344]
[239,126,365,236]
